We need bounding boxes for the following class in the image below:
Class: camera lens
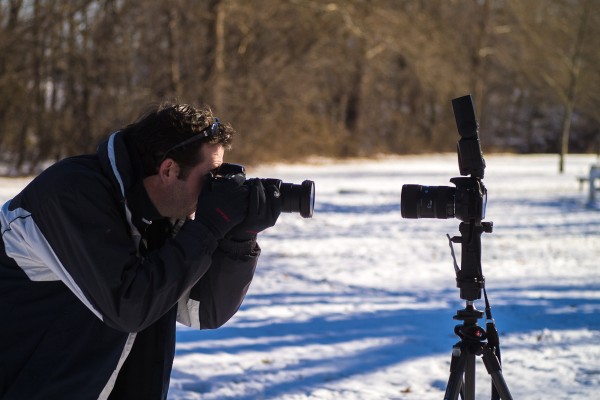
[401,184,455,219]
[280,180,315,218]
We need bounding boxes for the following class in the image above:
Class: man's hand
[227,178,282,241]
[194,173,249,239]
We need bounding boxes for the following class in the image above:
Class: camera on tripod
[398,96,513,399]
[210,163,315,218]
[401,95,492,302]
[401,95,487,223]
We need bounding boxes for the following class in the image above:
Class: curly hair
[121,102,236,179]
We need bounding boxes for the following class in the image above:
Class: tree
[0,0,599,175]
[508,0,599,172]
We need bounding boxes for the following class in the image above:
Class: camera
[400,95,487,223]
[401,178,487,221]
[211,163,315,218]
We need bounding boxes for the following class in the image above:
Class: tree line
[0,0,598,175]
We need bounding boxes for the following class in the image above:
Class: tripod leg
[463,351,476,400]
[481,345,513,400]
[444,344,467,400]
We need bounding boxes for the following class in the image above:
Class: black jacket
[0,132,259,399]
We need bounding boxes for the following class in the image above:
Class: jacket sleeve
[176,239,259,329]
[15,165,238,333]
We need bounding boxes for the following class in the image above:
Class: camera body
[209,163,315,218]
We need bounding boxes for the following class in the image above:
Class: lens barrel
[280,180,315,218]
[401,184,455,219]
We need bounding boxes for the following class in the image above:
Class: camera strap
[483,287,502,362]
[484,287,503,400]
[446,234,461,275]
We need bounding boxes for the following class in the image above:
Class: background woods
[0,0,598,175]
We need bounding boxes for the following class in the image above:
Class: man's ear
[157,158,180,183]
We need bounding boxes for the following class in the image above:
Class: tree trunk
[558,0,589,173]
[166,4,183,99]
[213,0,226,112]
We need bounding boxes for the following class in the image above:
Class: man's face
[153,143,225,219]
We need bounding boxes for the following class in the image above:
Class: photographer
[0,103,282,399]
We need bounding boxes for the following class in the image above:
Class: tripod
[443,221,512,400]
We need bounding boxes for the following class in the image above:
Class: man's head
[122,103,235,179]
[122,103,237,219]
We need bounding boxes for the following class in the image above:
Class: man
[0,103,281,399]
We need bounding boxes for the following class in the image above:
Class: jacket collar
[97,132,163,244]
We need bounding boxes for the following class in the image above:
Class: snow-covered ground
[2,153,599,399]
[171,153,600,400]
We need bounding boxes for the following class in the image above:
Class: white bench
[582,164,600,205]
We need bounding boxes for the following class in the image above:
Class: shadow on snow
[172,282,600,398]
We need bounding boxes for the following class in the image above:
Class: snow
[170,153,600,400]
[2,153,599,399]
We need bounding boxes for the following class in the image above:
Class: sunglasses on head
[158,117,220,164]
